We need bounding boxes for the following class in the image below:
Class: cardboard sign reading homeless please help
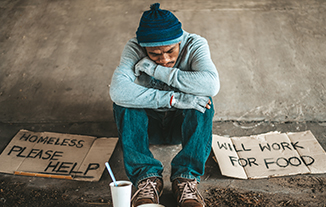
[0,130,118,181]
[212,131,326,179]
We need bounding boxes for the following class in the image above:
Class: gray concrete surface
[1,0,326,206]
[0,121,325,206]
[1,0,325,123]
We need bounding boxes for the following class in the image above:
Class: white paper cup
[138,204,165,207]
[110,180,132,207]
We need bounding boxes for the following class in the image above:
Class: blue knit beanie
[136,3,183,47]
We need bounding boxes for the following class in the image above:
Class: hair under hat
[136,3,183,47]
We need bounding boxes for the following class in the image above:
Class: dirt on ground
[1,175,326,207]
[205,176,326,207]
[0,179,111,207]
[0,177,112,207]
[0,121,325,206]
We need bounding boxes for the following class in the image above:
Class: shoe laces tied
[177,180,205,206]
[131,179,159,203]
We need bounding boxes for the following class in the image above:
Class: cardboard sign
[212,131,326,179]
[0,130,118,181]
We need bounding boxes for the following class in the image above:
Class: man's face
[145,43,180,68]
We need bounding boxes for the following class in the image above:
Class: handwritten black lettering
[57,162,73,173]
[264,156,309,169]
[247,157,258,167]
[233,144,242,152]
[234,143,251,152]
[42,150,53,160]
[259,143,271,152]
[7,145,23,155]
[47,137,56,145]
[76,140,84,148]
[50,151,63,161]
[84,163,99,175]
[61,139,69,146]
[238,158,248,167]
[280,142,292,151]
[37,136,48,144]
[291,141,304,150]
[69,139,77,147]
[229,156,238,166]
[34,149,44,159]
[276,157,289,168]
[17,147,27,158]
[19,133,84,148]
[229,156,258,168]
[264,158,275,169]
[44,161,100,176]
[7,146,65,160]
[19,133,31,141]
[54,138,61,145]
[272,143,281,150]
[26,148,39,158]
[44,161,60,172]
[242,144,251,151]
[217,141,228,150]
[260,141,304,152]
[29,135,38,143]
[69,162,83,174]
[301,155,315,166]
[288,156,302,166]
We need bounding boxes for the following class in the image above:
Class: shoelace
[131,179,159,203]
[177,180,205,206]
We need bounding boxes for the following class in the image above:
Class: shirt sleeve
[152,37,220,97]
[109,39,174,108]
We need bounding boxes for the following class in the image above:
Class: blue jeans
[113,101,214,186]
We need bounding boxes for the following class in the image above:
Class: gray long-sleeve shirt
[110,31,220,110]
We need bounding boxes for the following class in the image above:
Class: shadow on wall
[0,74,114,123]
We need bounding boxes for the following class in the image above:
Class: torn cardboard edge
[0,129,118,182]
[212,130,326,179]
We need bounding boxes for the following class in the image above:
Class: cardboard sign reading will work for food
[212,131,326,179]
[0,130,118,181]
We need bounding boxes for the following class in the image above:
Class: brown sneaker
[172,178,205,207]
[131,177,163,207]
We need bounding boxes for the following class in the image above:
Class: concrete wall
[0,0,325,123]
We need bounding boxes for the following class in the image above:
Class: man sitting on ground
[110,3,220,207]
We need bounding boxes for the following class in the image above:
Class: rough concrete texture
[1,0,326,206]
[0,121,325,206]
[1,0,325,123]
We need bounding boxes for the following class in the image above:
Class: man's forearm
[153,65,219,96]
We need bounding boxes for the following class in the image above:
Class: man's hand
[206,99,211,109]
[134,57,157,77]
[171,93,211,113]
